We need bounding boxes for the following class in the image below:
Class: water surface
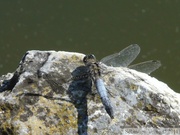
[0,1,179,92]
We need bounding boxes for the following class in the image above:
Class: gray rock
[0,50,179,135]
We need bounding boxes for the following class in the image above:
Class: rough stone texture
[0,50,180,135]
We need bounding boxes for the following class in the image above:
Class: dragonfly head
[83,54,96,65]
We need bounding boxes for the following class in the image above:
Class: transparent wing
[129,60,161,74]
[100,44,140,67]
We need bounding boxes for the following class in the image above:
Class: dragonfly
[0,44,161,135]
[82,44,161,119]
[0,44,161,119]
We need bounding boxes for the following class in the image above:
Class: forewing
[129,60,161,74]
[100,44,140,67]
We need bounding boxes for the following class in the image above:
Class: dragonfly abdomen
[95,78,114,119]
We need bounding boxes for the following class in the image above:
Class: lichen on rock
[0,50,180,135]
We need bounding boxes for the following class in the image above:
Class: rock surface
[0,50,180,135]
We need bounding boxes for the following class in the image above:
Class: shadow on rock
[68,66,92,135]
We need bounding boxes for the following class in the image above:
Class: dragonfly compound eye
[89,54,96,60]
[83,54,96,64]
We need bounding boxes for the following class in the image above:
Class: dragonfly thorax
[83,54,101,81]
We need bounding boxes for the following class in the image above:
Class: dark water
[0,1,179,92]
